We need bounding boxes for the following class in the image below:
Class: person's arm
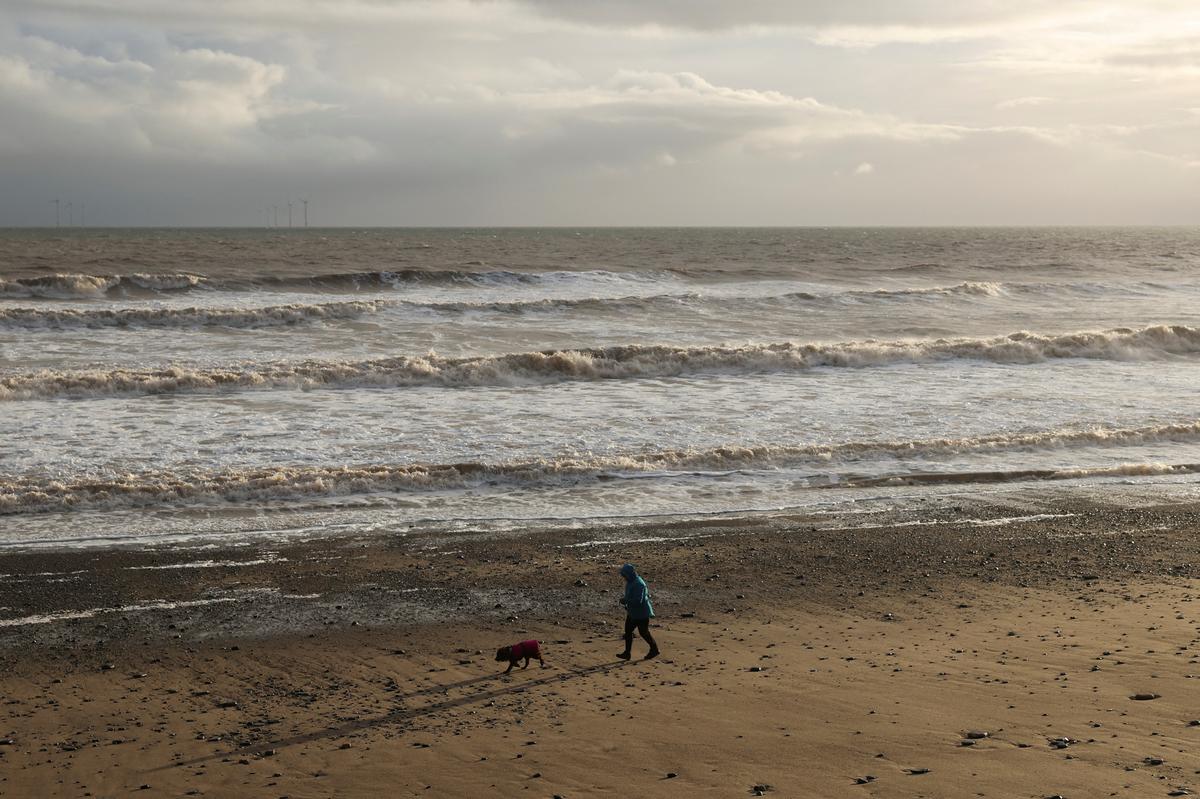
[626,578,647,608]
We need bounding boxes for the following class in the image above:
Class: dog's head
[495,646,511,661]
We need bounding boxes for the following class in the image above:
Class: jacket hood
[619,563,637,581]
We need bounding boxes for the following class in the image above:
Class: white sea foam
[4,324,1199,400]
[857,281,1005,299]
[849,462,1199,488]
[0,588,291,628]
[0,273,206,299]
[0,300,384,330]
[126,556,287,570]
[827,512,1077,531]
[5,420,1200,514]
[403,280,1007,315]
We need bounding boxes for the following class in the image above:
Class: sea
[3,226,1200,550]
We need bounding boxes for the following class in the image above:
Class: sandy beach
[4,502,1200,798]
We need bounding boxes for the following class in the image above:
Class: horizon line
[2,223,1199,231]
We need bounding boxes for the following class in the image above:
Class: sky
[1,0,1198,226]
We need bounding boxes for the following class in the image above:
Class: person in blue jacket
[617,562,660,660]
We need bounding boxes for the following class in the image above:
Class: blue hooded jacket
[620,563,654,620]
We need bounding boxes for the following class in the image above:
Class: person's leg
[618,616,636,659]
[637,619,659,658]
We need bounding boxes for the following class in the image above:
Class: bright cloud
[0,1,1197,224]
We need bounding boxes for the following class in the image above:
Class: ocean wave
[0,279,1145,328]
[0,273,207,299]
[855,281,1004,299]
[0,266,1162,313]
[411,293,696,315]
[0,300,385,330]
[408,281,1005,315]
[0,268,674,300]
[3,324,1200,400]
[5,422,1200,513]
[401,279,1165,317]
[266,268,550,290]
[845,462,1200,489]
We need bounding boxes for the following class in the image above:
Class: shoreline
[3,498,1198,642]
[4,501,1200,796]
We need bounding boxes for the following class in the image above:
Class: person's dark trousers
[622,615,658,655]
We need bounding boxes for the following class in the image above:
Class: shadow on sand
[156,659,629,770]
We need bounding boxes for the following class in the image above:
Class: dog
[495,639,545,674]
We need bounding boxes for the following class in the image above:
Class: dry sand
[4,504,1200,797]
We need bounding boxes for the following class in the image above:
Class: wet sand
[4,503,1200,797]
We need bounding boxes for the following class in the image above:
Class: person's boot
[617,651,631,660]
[643,647,660,660]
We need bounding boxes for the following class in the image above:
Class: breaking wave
[0,268,1157,314]
[379,279,1162,316]
[0,268,663,298]
[6,420,1200,513]
[855,281,1004,299]
[0,273,207,299]
[0,300,385,330]
[410,281,1006,315]
[4,324,1200,400]
[263,269,559,290]
[844,462,1200,489]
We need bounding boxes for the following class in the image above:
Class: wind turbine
[302,198,309,228]
[51,199,60,227]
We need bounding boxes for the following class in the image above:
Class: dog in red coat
[495,639,544,674]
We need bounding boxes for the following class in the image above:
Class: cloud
[0,23,382,167]
[995,96,1054,109]
[1104,38,1200,75]
[1,0,1199,224]
[518,0,1092,34]
[502,70,972,152]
